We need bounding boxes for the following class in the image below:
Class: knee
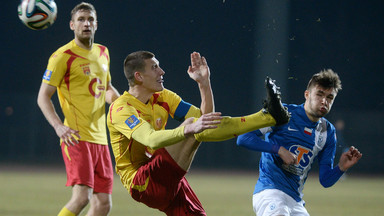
[70,193,91,209]
[99,198,112,213]
[93,195,112,214]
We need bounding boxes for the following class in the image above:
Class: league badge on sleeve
[125,115,140,129]
[43,69,53,81]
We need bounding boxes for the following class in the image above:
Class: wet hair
[307,69,342,93]
[70,2,96,20]
[123,51,155,86]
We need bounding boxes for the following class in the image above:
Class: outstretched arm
[37,82,80,146]
[319,146,362,187]
[131,112,223,149]
[187,52,214,114]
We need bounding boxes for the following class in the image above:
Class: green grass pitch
[0,166,383,215]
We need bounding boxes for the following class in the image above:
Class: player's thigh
[253,189,290,216]
[93,144,114,194]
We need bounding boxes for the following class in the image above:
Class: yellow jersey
[107,89,200,188]
[43,40,111,145]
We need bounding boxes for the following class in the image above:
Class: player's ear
[134,71,143,83]
[70,20,74,30]
[304,90,309,100]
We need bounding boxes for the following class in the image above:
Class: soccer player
[107,50,290,215]
[236,69,363,216]
[37,2,120,216]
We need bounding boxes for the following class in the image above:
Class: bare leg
[65,185,92,215]
[165,118,201,172]
[87,193,112,216]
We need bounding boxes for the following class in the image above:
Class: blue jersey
[238,104,339,202]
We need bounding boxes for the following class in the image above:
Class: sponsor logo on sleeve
[125,115,140,129]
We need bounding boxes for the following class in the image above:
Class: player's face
[304,84,337,121]
[70,10,97,42]
[139,57,165,93]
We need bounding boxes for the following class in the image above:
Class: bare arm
[37,82,80,146]
[105,82,120,104]
[187,52,214,114]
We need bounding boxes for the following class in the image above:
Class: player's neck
[74,38,93,50]
[304,103,320,122]
[128,87,153,104]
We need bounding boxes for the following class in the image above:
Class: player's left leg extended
[194,110,275,142]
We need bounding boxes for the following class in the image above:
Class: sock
[58,207,76,216]
[194,110,276,142]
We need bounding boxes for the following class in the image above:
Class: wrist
[197,79,211,88]
[337,164,347,172]
[273,144,281,154]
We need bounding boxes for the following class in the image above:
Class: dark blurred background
[1,0,383,174]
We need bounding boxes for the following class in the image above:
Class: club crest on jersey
[125,115,140,129]
[43,70,53,81]
[80,63,91,75]
[282,145,314,175]
[155,118,162,129]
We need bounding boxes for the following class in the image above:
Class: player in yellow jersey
[107,50,290,215]
[37,3,120,216]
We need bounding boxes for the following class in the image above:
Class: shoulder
[94,43,109,52]
[323,118,336,133]
[284,103,303,115]
[156,89,182,101]
[109,95,138,119]
[48,41,76,61]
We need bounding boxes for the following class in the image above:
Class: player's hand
[183,112,222,135]
[187,52,210,85]
[54,124,81,146]
[338,146,362,171]
[278,146,298,165]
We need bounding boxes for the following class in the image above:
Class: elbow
[37,94,44,108]
[319,177,334,188]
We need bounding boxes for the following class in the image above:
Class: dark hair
[71,2,96,20]
[124,51,155,86]
[307,69,342,93]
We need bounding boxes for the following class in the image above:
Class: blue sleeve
[319,164,344,188]
[236,131,280,154]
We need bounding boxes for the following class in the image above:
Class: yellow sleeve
[161,89,202,120]
[109,102,186,150]
[185,105,201,119]
[43,51,68,87]
[131,123,186,150]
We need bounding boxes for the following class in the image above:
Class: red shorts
[130,148,206,216]
[61,141,113,194]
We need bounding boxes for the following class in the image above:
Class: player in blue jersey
[237,69,362,216]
